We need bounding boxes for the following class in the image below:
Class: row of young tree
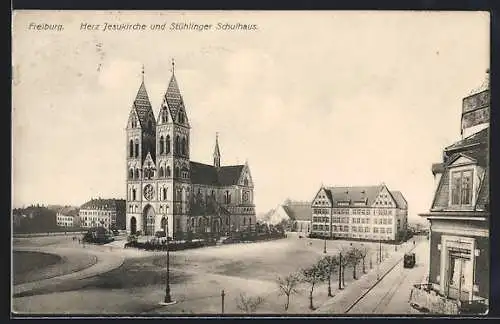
[233,244,378,314]
[277,244,375,311]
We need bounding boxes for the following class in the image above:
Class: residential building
[310,184,408,242]
[418,73,489,311]
[56,206,80,227]
[79,198,126,230]
[284,201,312,235]
[125,62,255,238]
[263,205,291,225]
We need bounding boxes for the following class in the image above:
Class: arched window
[129,140,134,158]
[181,137,187,156]
[160,136,165,154]
[175,136,180,155]
[166,166,171,177]
[163,187,167,200]
[191,218,195,227]
[147,120,153,133]
[129,168,133,179]
[243,218,246,226]
[175,167,180,178]
[166,135,171,154]
[132,188,136,201]
[135,168,140,179]
[159,166,164,177]
[134,140,139,158]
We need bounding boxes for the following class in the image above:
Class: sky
[12,11,489,223]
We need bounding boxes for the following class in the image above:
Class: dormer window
[451,169,473,206]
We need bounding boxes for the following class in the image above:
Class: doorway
[143,205,156,236]
[130,217,137,234]
[446,252,472,301]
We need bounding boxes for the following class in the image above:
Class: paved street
[346,236,429,314]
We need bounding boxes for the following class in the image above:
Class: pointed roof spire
[132,64,153,128]
[213,132,221,168]
[214,132,221,156]
[164,58,184,119]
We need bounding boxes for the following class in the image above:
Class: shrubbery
[223,232,286,244]
[124,239,216,251]
[82,227,114,244]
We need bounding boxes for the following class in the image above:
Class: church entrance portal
[130,217,137,234]
[143,205,155,236]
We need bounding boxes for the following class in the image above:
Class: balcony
[409,283,488,315]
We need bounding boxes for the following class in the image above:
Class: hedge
[124,239,217,251]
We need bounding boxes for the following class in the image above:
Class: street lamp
[323,216,327,254]
[160,215,176,306]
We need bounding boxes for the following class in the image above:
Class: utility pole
[221,289,225,314]
[338,252,343,290]
[379,238,382,262]
[323,217,327,253]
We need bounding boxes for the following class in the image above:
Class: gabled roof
[189,162,245,186]
[190,162,219,185]
[58,206,79,216]
[282,202,312,221]
[324,185,383,207]
[132,81,154,128]
[81,198,125,210]
[218,165,245,186]
[390,191,408,210]
[445,148,488,168]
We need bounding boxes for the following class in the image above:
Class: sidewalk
[13,246,125,296]
[314,241,418,314]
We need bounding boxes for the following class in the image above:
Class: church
[125,61,256,239]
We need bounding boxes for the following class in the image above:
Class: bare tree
[358,245,369,274]
[235,293,265,314]
[339,246,351,287]
[276,273,300,311]
[301,262,328,310]
[318,255,339,297]
[348,247,362,280]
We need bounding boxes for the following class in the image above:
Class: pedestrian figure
[413,240,415,245]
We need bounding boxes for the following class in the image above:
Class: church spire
[134,65,151,109]
[213,132,221,168]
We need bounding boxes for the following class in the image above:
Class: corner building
[419,74,489,306]
[310,184,408,242]
[125,63,256,238]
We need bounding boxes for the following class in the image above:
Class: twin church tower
[125,60,256,238]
